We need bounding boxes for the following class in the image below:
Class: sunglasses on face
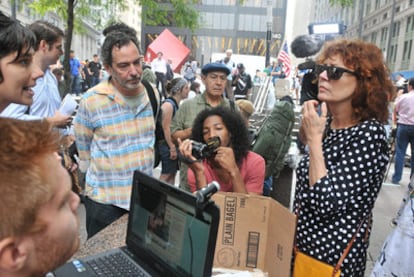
[314,64,357,80]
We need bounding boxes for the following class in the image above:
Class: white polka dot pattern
[294,119,389,277]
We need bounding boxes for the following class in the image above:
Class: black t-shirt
[233,72,252,96]
[89,61,102,77]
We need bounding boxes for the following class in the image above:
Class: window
[392,21,400,38]
[395,6,400,13]
[381,27,388,42]
[402,40,413,61]
[407,15,414,33]
[390,44,398,63]
[371,31,378,44]
[201,12,235,30]
[366,1,371,15]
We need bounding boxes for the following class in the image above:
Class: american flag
[277,41,291,77]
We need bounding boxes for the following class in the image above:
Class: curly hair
[316,39,393,123]
[191,106,250,165]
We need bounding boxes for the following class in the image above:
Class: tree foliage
[24,0,199,91]
[329,0,354,7]
[141,0,199,31]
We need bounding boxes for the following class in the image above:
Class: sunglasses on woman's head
[314,64,357,80]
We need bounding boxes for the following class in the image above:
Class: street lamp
[265,0,272,67]
[265,22,272,67]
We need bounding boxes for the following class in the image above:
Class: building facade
[141,0,288,68]
[311,0,414,77]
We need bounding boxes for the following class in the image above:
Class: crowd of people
[1,10,413,277]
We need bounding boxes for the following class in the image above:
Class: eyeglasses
[314,64,357,80]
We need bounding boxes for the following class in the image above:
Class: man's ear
[104,64,112,76]
[0,237,29,273]
[38,39,49,52]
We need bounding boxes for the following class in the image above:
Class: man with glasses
[74,23,158,238]
[1,20,72,129]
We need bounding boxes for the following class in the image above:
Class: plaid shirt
[74,80,155,209]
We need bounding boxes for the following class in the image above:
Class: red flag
[277,42,291,77]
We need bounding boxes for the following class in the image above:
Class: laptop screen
[127,171,219,277]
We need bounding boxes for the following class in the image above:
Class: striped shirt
[74,80,155,209]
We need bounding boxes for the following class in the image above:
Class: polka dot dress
[294,119,389,277]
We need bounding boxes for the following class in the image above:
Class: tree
[329,0,354,7]
[26,0,200,92]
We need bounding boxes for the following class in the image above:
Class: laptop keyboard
[86,252,149,277]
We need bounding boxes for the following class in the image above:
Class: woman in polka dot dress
[294,39,394,276]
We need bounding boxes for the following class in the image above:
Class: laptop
[53,170,220,277]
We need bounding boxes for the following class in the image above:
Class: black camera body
[192,136,221,160]
[291,35,325,104]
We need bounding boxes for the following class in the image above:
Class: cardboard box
[212,192,296,277]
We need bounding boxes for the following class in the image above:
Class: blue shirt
[70,57,81,76]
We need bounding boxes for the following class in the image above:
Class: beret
[201,62,230,75]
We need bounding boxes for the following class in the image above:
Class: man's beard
[30,233,80,276]
[112,73,142,91]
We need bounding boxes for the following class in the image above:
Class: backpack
[166,64,174,81]
[154,98,178,141]
[251,100,295,179]
[142,80,162,168]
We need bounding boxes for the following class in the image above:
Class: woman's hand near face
[301,101,329,186]
[301,100,328,146]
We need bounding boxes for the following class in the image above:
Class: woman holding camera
[178,106,265,194]
[294,39,393,276]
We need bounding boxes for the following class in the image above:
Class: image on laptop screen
[128,171,219,277]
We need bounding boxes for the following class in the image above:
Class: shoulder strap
[142,79,160,119]
[229,99,236,112]
[164,98,178,116]
[333,215,368,274]
[294,207,369,275]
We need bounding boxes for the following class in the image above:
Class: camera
[191,136,221,160]
[291,35,324,104]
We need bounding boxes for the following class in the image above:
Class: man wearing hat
[232,63,253,100]
[171,62,235,191]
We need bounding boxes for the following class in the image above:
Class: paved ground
[364,163,411,276]
[76,158,411,276]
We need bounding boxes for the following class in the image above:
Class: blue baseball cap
[201,62,230,75]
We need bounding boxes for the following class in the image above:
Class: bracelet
[170,148,176,152]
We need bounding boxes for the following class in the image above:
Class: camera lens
[191,136,221,160]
